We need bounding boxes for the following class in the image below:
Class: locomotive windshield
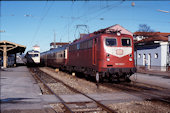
[30,54,39,57]
[105,38,117,46]
[121,38,131,46]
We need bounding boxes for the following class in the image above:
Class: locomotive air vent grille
[107,65,113,67]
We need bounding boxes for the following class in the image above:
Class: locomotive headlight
[117,32,121,36]
[129,54,132,57]
[107,54,110,57]
[129,58,132,61]
[107,58,110,61]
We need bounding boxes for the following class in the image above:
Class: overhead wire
[83,1,124,24]
[64,1,125,41]
[30,1,54,46]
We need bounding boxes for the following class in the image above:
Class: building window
[155,53,158,59]
[143,54,146,59]
[138,54,141,58]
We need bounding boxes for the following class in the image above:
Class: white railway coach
[25,50,40,65]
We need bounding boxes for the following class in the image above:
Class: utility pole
[54,30,56,48]
[0,30,5,33]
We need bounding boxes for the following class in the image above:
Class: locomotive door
[93,38,97,65]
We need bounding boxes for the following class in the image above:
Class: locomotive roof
[71,33,132,45]
[40,44,68,55]
[27,50,39,53]
[71,24,133,45]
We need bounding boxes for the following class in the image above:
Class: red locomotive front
[97,33,136,82]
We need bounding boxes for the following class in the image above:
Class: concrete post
[3,45,7,68]
[14,53,17,67]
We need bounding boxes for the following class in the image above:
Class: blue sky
[1,1,170,52]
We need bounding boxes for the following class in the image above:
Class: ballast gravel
[108,100,170,113]
[39,67,119,94]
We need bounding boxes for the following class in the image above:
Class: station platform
[0,66,58,113]
[137,66,170,76]
[130,67,170,89]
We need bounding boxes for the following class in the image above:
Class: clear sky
[1,1,170,53]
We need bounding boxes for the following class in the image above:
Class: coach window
[105,38,117,46]
[121,38,131,46]
[60,54,63,58]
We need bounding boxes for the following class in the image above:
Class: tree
[138,24,154,32]
[136,24,158,38]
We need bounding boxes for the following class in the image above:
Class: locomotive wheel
[125,76,131,82]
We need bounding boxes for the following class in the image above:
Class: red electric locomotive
[66,29,136,82]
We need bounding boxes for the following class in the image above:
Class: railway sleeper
[65,102,105,113]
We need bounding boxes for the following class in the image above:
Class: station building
[50,42,69,49]
[134,32,170,71]
[0,40,26,68]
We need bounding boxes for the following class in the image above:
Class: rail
[30,67,116,113]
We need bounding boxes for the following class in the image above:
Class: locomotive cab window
[121,38,131,46]
[105,38,117,46]
[31,54,39,57]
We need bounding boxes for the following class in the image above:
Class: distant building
[134,32,170,71]
[102,24,133,36]
[50,42,69,49]
[133,32,170,42]
[33,44,40,52]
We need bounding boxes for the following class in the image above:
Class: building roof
[33,44,40,47]
[159,32,170,37]
[134,32,170,37]
[50,42,69,46]
[134,32,169,44]
[0,40,26,54]
[93,24,133,36]
[106,24,133,36]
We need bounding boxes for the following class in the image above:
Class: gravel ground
[39,67,120,94]
[47,83,76,95]
[30,68,75,95]
[50,103,65,113]
[38,67,170,113]
[1,108,56,113]
[38,83,52,95]
[50,103,107,113]
[108,100,170,113]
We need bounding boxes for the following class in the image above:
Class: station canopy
[0,40,26,54]
[0,40,26,68]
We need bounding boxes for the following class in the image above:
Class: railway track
[30,67,116,113]
[44,67,170,104]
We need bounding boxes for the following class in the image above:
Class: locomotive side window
[69,44,77,51]
[105,38,117,46]
[77,43,80,50]
[121,38,131,46]
[88,40,93,48]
